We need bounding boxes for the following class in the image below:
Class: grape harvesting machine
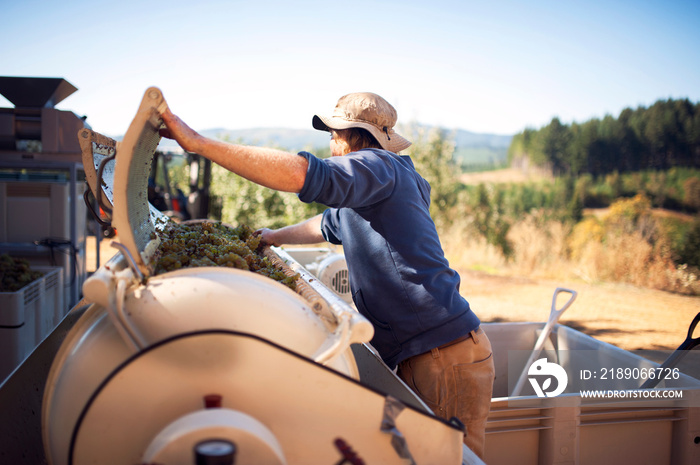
[1,85,699,465]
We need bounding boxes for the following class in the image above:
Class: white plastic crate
[0,266,63,384]
[482,322,700,465]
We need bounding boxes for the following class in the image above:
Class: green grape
[0,254,44,292]
[152,221,299,291]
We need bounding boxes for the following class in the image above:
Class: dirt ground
[458,268,699,353]
[86,236,120,273]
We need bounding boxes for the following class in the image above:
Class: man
[159,92,494,458]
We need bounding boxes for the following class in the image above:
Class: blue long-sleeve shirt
[297,148,480,369]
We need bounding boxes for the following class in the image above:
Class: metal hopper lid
[0,76,77,108]
[111,87,170,277]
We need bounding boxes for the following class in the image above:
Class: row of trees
[508,99,700,176]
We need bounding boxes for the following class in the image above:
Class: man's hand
[254,215,325,247]
[255,228,281,247]
[159,107,202,154]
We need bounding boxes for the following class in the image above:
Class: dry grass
[459,168,551,185]
[445,200,699,296]
[442,217,576,283]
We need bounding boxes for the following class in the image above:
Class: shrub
[565,194,699,294]
[683,177,700,211]
[678,219,700,268]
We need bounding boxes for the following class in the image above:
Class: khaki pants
[396,328,495,459]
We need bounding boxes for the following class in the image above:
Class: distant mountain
[453,129,512,150]
[153,126,513,167]
[450,129,512,167]
[154,127,328,153]
[403,125,513,167]
[201,128,330,150]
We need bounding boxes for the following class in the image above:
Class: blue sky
[1,0,698,137]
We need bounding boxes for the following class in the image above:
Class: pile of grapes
[0,254,44,292]
[152,221,299,290]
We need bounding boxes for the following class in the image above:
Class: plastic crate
[0,267,63,384]
[482,322,700,465]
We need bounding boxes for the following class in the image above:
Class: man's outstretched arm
[256,214,325,246]
[160,108,308,193]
